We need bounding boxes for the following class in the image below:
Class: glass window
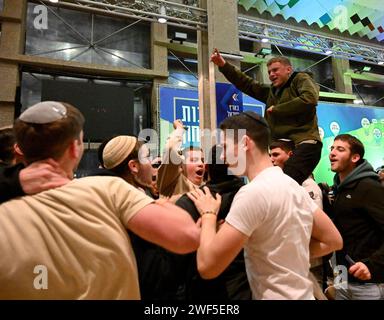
[168,56,198,88]
[25,2,150,69]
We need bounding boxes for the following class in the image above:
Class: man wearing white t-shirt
[188,111,342,300]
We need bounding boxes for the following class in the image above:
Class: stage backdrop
[159,85,383,185]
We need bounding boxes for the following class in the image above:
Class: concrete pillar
[150,21,168,137]
[198,0,240,135]
[332,57,353,96]
[0,0,26,127]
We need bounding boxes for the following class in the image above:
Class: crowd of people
[0,49,383,300]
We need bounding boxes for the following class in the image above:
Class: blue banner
[215,83,243,126]
[159,86,199,149]
[158,85,265,150]
[243,93,265,116]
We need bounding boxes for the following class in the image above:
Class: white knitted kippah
[19,101,67,124]
[102,135,138,169]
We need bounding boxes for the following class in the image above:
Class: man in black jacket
[176,145,251,300]
[330,134,384,299]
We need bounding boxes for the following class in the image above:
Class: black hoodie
[332,160,384,283]
[0,163,25,204]
[175,176,252,300]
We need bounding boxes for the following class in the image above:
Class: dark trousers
[283,141,323,185]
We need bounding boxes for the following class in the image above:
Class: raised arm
[157,120,185,197]
[211,48,269,102]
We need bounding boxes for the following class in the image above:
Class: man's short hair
[14,102,84,164]
[334,134,365,160]
[270,139,295,153]
[0,127,16,164]
[219,111,270,153]
[267,56,292,67]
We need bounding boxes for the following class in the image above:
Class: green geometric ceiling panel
[238,0,384,42]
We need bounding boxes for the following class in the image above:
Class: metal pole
[169,50,198,80]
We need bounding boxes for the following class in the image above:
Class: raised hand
[173,119,184,130]
[210,48,226,68]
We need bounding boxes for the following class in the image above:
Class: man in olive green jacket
[211,48,322,185]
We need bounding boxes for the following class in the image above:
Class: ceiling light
[261,27,269,43]
[158,5,167,24]
[255,47,272,57]
[171,32,187,44]
[49,0,59,3]
[354,65,372,74]
[378,61,384,65]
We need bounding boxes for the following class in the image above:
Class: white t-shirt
[226,166,317,300]
[0,176,153,299]
[302,177,323,209]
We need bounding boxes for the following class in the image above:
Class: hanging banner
[243,93,265,115]
[215,83,243,127]
[159,86,199,151]
[158,85,265,151]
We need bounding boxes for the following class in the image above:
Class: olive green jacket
[219,62,321,144]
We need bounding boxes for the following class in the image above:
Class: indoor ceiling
[239,0,384,42]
